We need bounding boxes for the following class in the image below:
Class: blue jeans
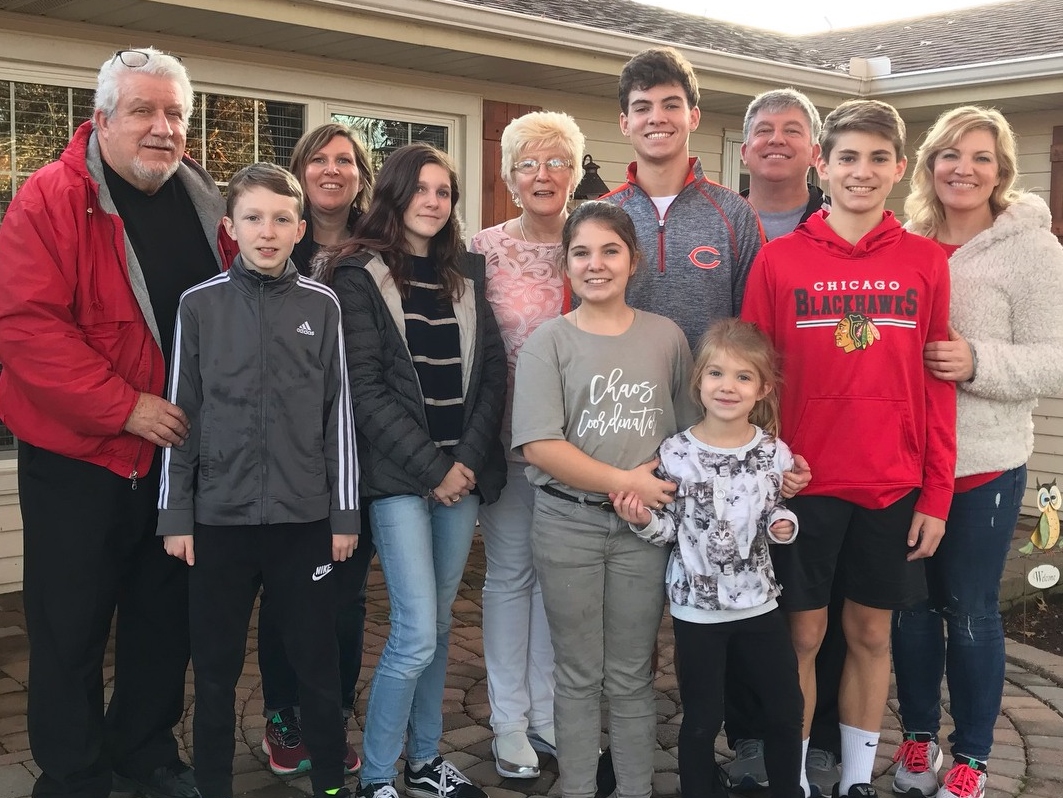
[360,494,480,784]
[891,465,1026,762]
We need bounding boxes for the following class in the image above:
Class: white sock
[839,723,879,792]
[799,738,811,797]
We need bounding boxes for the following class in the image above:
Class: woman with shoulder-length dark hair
[890,106,1063,798]
[288,122,374,274]
[316,143,507,798]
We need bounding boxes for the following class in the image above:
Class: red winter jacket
[0,121,236,480]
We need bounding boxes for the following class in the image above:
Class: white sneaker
[492,731,539,779]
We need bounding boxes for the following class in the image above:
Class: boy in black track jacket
[158,163,359,798]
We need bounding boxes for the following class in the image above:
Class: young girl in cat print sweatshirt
[613,318,804,798]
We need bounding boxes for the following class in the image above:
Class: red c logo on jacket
[689,246,721,270]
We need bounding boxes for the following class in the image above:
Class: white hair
[94,47,194,126]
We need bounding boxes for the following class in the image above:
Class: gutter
[862,53,1063,96]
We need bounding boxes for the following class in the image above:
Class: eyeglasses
[512,157,573,175]
[111,49,183,68]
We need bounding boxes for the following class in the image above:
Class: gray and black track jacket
[157,255,359,536]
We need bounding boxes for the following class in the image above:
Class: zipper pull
[130,470,138,491]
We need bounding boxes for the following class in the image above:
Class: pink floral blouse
[470,222,565,460]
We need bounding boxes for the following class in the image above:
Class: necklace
[517,214,566,244]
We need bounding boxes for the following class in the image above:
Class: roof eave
[305,0,859,92]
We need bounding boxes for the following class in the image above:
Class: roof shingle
[458,0,1063,75]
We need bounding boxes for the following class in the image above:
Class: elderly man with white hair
[0,47,235,798]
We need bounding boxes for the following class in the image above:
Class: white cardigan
[944,193,1063,477]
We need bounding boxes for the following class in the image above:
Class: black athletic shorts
[772,490,928,611]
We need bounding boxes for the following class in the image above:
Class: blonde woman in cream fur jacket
[890,106,1063,798]
[941,190,1063,476]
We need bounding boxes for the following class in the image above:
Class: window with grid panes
[187,95,303,185]
[331,113,449,173]
[0,80,95,224]
[0,79,304,454]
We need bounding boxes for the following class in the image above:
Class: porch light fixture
[573,154,609,200]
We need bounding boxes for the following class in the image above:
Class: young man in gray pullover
[603,46,763,351]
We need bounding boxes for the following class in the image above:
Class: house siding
[1028,399,1063,516]
[0,465,21,594]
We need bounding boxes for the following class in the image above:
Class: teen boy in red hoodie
[742,99,956,798]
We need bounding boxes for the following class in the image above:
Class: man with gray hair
[0,47,235,798]
[723,87,841,798]
[739,87,829,240]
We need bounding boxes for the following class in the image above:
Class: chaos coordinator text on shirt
[577,368,664,438]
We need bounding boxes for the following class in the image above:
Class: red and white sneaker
[892,733,942,796]
[934,760,987,798]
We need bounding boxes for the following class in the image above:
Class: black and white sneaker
[403,757,486,798]
[357,782,400,798]
[831,783,878,798]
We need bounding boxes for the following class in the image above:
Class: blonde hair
[904,106,1020,238]
[500,111,585,193]
[691,319,781,436]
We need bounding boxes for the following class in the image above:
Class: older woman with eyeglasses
[469,111,585,779]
